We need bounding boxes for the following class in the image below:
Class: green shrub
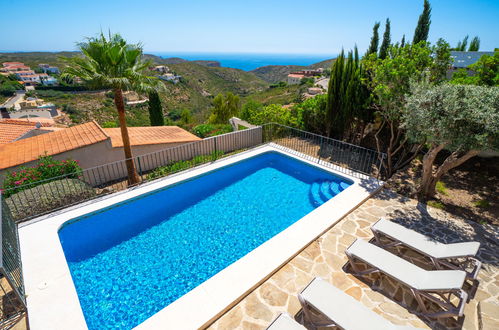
[427,200,445,209]
[4,179,95,221]
[101,121,118,128]
[147,151,223,180]
[2,156,82,198]
[435,181,448,195]
[473,199,490,208]
[193,124,232,138]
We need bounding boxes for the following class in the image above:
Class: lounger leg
[345,253,379,276]
[297,294,338,329]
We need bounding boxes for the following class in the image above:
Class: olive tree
[404,83,499,199]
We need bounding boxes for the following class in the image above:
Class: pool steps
[309,180,347,206]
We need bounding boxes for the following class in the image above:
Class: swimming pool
[58,151,352,329]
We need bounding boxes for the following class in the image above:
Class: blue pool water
[58,152,352,329]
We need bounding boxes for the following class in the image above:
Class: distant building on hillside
[158,73,181,84]
[448,51,495,78]
[287,73,305,85]
[151,65,169,73]
[38,64,60,74]
[287,69,323,85]
[1,62,31,74]
[40,75,58,86]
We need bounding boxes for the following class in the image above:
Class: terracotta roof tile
[0,124,35,145]
[0,118,54,127]
[0,121,109,170]
[103,126,201,147]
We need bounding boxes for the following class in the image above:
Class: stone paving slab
[208,189,499,330]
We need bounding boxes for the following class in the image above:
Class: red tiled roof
[0,119,54,127]
[0,124,35,145]
[0,121,109,170]
[103,126,201,147]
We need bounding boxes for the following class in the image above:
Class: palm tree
[62,33,163,185]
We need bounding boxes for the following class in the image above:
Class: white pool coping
[18,144,383,330]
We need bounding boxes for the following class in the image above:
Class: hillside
[0,51,80,68]
[250,65,305,83]
[250,58,335,83]
[157,62,268,120]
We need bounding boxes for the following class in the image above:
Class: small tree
[412,0,431,44]
[365,41,451,176]
[468,36,480,51]
[378,18,391,60]
[404,83,499,199]
[209,92,241,124]
[148,91,164,126]
[366,22,380,56]
[450,52,499,86]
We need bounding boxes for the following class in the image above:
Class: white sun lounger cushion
[266,313,306,330]
[346,239,466,291]
[372,218,480,259]
[300,277,417,330]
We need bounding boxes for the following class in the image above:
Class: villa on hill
[0,121,200,183]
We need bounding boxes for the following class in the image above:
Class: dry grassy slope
[0,52,79,68]
[158,62,268,120]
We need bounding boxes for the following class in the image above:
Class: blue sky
[1,0,498,54]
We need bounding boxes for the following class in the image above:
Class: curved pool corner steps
[18,146,381,330]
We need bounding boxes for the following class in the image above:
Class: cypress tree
[455,35,469,51]
[326,47,372,139]
[366,22,380,56]
[379,18,391,59]
[468,36,480,51]
[400,35,406,47]
[412,0,431,44]
[148,91,164,126]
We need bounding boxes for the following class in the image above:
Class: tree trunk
[419,146,479,200]
[114,88,140,185]
[419,143,446,199]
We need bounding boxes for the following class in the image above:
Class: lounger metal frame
[296,283,339,329]
[371,219,482,281]
[345,246,468,320]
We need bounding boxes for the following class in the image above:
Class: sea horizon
[150,52,336,71]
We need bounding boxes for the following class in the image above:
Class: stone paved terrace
[208,189,499,330]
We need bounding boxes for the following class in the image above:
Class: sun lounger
[346,239,469,319]
[371,218,481,280]
[345,239,468,318]
[266,313,306,330]
[298,277,418,329]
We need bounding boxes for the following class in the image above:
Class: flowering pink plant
[3,156,82,197]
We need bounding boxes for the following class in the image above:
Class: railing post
[318,135,323,163]
[213,137,218,160]
[137,156,143,180]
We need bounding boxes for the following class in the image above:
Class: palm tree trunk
[114,88,140,185]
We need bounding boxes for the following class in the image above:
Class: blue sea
[58,152,351,329]
[151,52,334,71]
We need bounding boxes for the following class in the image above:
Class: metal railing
[1,124,384,223]
[0,199,27,328]
[263,123,384,178]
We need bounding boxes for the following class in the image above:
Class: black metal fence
[0,199,27,328]
[263,123,384,178]
[1,124,384,223]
